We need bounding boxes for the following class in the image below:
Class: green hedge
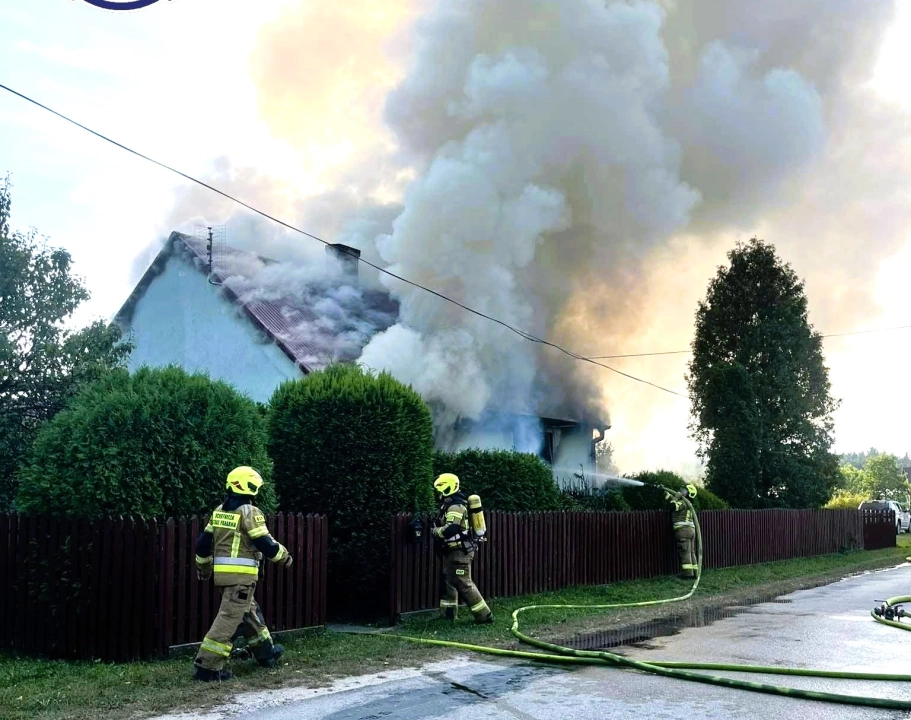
[432,448,563,511]
[267,363,434,619]
[824,489,866,510]
[557,479,630,511]
[16,365,276,518]
[621,470,728,511]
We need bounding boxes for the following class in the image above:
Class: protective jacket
[670,499,694,531]
[195,495,290,586]
[434,491,475,553]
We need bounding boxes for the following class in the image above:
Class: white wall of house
[123,255,302,403]
[551,429,597,485]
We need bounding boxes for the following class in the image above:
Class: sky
[1,0,910,475]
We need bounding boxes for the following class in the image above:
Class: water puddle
[559,592,803,652]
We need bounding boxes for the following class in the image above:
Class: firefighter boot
[257,643,285,668]
[193,665,233,682]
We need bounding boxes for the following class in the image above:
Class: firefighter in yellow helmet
[431,473,493,624]
[665,483,699,579]
[193,466,293,682]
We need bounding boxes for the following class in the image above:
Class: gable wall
[122,254,303,403]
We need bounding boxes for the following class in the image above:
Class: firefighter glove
[280,554,293,568]
[197,567,212,581]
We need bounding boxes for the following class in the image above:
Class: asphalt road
[157,563,911,720]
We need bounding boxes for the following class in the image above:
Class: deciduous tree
[686,238,840,508]
[0,176,132,508]
[860,453,910,502]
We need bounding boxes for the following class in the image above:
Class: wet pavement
[159,563,911,720]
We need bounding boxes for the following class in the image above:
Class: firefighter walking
[193,466,293,682]
[666,484,699,579]
[431,473,493,624]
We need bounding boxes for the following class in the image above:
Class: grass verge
[2,537,908,720]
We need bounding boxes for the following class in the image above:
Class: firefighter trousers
[440,548,491,622]
[674,525,697,578]
[195,583,275,671]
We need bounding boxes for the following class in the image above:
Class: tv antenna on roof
[194,224,226,286]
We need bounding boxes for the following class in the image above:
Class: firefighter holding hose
[431,473,493,624]
[666,483,699,579]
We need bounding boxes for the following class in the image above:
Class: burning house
[115,232,608,480]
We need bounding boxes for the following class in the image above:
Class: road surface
[155,563,911,720]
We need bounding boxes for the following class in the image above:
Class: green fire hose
[353,488,911,711]
[871,594,911,630]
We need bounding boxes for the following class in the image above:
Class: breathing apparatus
[430,473,488,548]
[467,494,487,541]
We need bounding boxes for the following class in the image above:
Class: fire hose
[347,486,911,711]
[871,594,911,630]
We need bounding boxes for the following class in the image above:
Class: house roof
[115,232,608,429]
[114,232,399,373]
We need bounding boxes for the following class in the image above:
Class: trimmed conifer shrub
[267,363,434,618]
[17,365,275,518]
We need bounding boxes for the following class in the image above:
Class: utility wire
[590,324,911,359]
[0,82,686,397]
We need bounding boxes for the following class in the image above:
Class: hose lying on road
[871,594,911,631]
[347,487,911,711]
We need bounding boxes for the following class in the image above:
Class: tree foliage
[623,470,728,511]
[840,448,911,471]
[686,238,840,508]
[836,463,867,493]
[0,175,132,508]
[863,454,911,501]
[267,363,434,619]
[432,448,563,511]
[835,453,910,503]
[824,489,867,510]
[16,365,275,518]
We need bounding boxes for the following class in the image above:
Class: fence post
[389,514,400,625]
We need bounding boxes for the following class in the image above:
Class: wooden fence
[389,508,895,620]
[0,512,328,662]
[863,507,898,550]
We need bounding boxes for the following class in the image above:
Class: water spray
[549,467,646,487]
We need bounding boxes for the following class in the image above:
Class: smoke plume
[159,0,909,471]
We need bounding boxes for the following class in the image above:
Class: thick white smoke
[357,0,829,447]
[157,0,905,471]
[362,0,698,428]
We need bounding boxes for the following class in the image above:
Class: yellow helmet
[226,466,264,496]
[685,484,698,499]
[433,473,460,497]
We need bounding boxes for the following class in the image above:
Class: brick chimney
[326,243,360,281]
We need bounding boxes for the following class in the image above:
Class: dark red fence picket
[390,508,888,619]
[0,513,328,662]
[862,508,897,550]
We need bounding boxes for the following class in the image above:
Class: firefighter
[431,472,493,624]
[666,484,699,579]
[193,466,293,682]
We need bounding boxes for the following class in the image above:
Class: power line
[591,349,690,359]
[589,323,911,359]
[821,323,911,339]
[0,82,686,398]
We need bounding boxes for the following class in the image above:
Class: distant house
[115,232,608,480]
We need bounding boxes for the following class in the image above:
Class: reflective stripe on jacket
[199,503,285,586]
[671,500,694,530]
